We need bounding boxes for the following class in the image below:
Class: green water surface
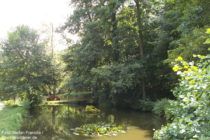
[18,105,163,140]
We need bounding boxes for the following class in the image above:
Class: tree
[61,0,210,109]
[0,25,55,105]
[61,0,167,108]
[158,0,210,63]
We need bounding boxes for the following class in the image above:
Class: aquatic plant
[83,105,101,113]
[72,122,126,136]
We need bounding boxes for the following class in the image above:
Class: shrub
[132,99,154,112]
[26,93,42,106]
[0,106,27,133]
[18,100,31,109]
[152,98,170,117]
[154,55,210,140]
[3,100,16,106]
[83,105,101,113]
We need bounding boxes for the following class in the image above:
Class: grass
[0,106,27,135]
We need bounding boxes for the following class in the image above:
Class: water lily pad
[71,122,126,136]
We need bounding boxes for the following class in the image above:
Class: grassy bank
[0,106,27,135]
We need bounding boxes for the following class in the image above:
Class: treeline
[61,0,209,108]
[0,1,209,139]
[0,0,209,108]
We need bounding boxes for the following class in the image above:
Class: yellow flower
[176,56,183,61]
[184,70,191,74]
[184,65,189,69]
[206,28,210,34]
[191,66,198,71]
[189,80,195,84]
[173,65,182,72]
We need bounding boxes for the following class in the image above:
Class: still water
[20,105,163,140]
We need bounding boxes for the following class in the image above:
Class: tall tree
[61,0,175,107]
[0,25,55,105]
[159,0,210,63]
[134,0,146,99]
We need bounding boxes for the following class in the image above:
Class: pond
[20,105,164,140]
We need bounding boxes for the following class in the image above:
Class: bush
[26,93,43,106]
[132,99,154,112]
[17,100,31,109]
[83,105,101,113]
[3,100,17,106]
[154,55,210,140]
[152,98,170,117]
[0,106,27,133]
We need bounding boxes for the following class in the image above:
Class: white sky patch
[0,0,76,51]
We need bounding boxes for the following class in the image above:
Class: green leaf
[206,28,210,34]
[204,38,210,44]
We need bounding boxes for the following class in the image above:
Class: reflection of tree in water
[57,105,105,128]
[20,105,105,140]
[100,109,164,138]
[20,105,164,140]
[102,109,164,129]
[51,106,57,127]
[21,106,83,140]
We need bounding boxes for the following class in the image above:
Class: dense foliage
[152,98,171,117]
[154,55,210,139]
[60,1,210,138]
[0,25,58,105]
[61,0,209,108]
[0,0,209,139]
[0,106,27,134]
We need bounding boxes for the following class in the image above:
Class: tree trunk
[134,0,146,99]
[85,2,92,22]
[51,24,57,96]
[111,3,119,62]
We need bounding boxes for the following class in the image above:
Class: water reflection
[20,105,164,140]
